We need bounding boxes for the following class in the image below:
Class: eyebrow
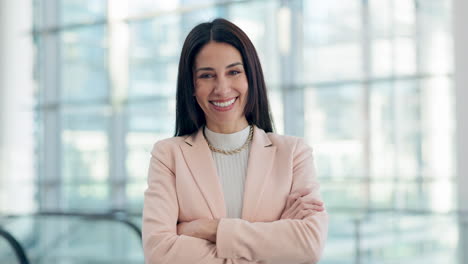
[195,62,243,72]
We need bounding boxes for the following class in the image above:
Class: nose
[213,75,231,96]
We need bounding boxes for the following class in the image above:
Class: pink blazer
[142,126,328,264]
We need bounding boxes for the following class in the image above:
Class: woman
[142,18,328,264]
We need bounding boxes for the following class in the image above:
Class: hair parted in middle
[174,18,274,137]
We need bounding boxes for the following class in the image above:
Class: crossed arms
[142,139,328,264]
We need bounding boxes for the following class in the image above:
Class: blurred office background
[1,0,467,263]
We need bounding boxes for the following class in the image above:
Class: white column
[108,0,130,210]
[361,0,371,210]
[0,0,35,213]
[454,0,468,263]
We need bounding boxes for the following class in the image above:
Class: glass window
[303,0,362,82]
[125,99,174,210]
[305,85,364,178]
[60,26,109,102]
[61,106,110,210]
[129,16,181,98]
[32,0,456,262]
[60,0,107,25]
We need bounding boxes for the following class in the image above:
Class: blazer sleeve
[142,141,259,264]
[216,138,329,264]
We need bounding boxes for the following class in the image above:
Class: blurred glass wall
[0,0,459,263]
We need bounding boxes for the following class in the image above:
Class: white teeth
[212,98,236,107]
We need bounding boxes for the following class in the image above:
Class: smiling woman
[142,18,328,264]
[173,18,274,137]
[193,42,249,133]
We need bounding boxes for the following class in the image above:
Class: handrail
[0,209,463,264]
[0,227,30,264]
[41,211,142,241]
[1,211,142,242]
[326,207,465,264]
[326,207,468,216]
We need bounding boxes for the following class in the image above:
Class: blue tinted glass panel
[60,0,107,25]
[129,16,181,97]
[60,26,108,102]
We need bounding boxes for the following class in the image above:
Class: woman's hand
[280,188,325,220]
[177,219,219,243]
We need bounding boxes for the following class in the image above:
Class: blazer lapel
[241,126,277,221]
[180,128,227,219]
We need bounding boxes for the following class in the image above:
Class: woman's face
[193,41,249,133]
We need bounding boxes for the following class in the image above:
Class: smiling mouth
[210,97,237,108]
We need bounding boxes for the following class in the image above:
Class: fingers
[281,188,326,220]
[290,202,324,216]
[286,188,311,208]
[282,206,317,220]
[298,203,324,211]
[294,209,319,219]
[282,206,321,220]
[286,188,323,208]
[290,205,323,220]
[301,197,324,206]
[282,197,325,220]
[290,196,324,211]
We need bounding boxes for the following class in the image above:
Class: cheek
[194,83,209,100]
[194,94,207,110]
[242,85,249,96]
[238,79,249,98]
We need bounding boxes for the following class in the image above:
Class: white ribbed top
[204,125,251,218]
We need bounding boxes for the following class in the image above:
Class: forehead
[195,42,243,67]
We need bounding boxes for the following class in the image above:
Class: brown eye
[199,73,214,79]
[229,70,241,76]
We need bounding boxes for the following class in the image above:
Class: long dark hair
[174,18,274,136]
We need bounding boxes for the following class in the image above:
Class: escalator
[0,212,143,264]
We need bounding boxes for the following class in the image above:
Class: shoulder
[150,135,187,155]
[265,131,312,154]
[263,132,315,168]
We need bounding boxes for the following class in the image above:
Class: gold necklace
[204,125,254,155]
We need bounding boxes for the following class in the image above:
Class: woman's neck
[204,125,251,149]
[205,120,249,134]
